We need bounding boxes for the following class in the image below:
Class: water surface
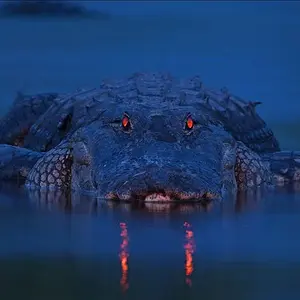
[1,184,300,299]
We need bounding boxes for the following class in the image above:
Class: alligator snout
[102,162,221,202]
[107,190,219,203]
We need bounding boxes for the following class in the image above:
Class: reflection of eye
[185,115,194,131]
[122,114,131,131]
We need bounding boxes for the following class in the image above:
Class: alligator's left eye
[121,114,132,131]
[185,115,194,131]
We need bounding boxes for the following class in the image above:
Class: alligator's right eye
[186,116,194,130]
[184,113,195,132]
[121,114,132,131]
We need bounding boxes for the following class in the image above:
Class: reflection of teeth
[144,193,171,202]
[145,203,171,211]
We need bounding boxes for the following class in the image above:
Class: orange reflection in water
[119,222,129,292]
[184,221,195,287]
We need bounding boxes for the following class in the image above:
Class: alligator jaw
[144,193,171,202]
[105,190,220,203]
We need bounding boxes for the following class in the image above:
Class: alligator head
[25,102,272,202]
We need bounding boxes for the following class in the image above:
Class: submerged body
[0,73,299,203]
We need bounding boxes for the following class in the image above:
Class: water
[0,1,300,299]
[1,184,300,299]
[1,2,300,123]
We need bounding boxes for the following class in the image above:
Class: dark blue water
[1,2,300,124]
[1,184,300,299]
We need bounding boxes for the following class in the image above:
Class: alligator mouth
[106,200,215,214]
[105,189,219,203]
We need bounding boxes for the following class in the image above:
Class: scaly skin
[0,144,43,182]
[0,72,299,203]
[0,92,58,147]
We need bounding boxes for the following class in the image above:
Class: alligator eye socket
[185,116,194,130]
[121,115,131,131]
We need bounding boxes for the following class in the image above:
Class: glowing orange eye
[122,115,131,130]
[122,116,129,127]
[186,117,194,130]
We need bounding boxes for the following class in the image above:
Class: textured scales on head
[10,72,279,155]
[0,92,59,147]
[1,72,299,203]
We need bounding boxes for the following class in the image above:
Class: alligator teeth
[144,193,171,202]
[202,191,219,201]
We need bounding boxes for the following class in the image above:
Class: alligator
[0,72,299,203]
